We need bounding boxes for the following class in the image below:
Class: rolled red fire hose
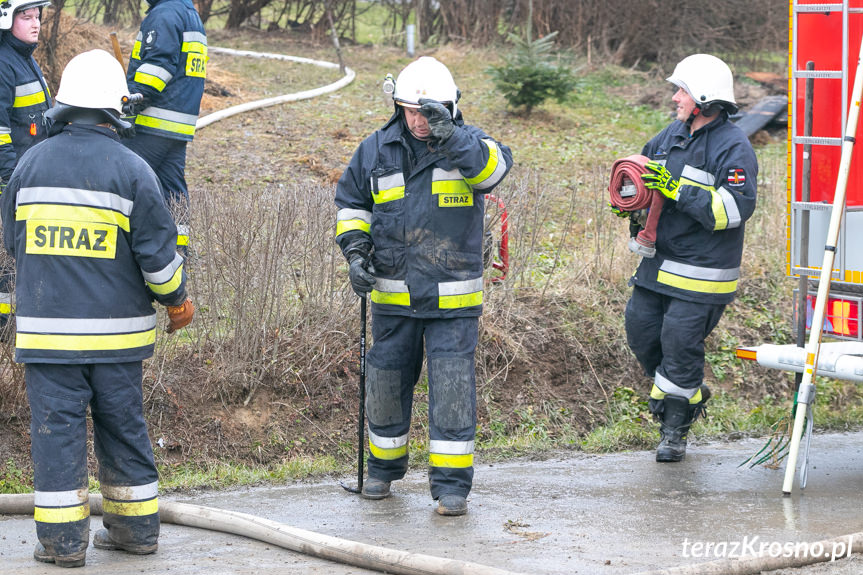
[608,154,664,258]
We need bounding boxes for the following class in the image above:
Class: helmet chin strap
[685,106,700,127]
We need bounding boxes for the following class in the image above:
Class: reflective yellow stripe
[679,177,713,192]
[14,92,46,108]
[649,384,702,404]
[709,190,728,231]
[103,497,158,517]
[656,270,737,294]
[429,452,474,468]
[133,71,167,92]
[372,186,405,204]
[147,265,183,295]
[369,442,407,460]
[135,114,195,136]
[0,303,10,314]
[439,291,482,309]
[336,219,371,236]
[371,289,410,306]
[16,204,130,232]
[181,41,207,55]
[131,40,141,60]
[34,503,89,524]
[16,330,155,351]
[431,180,471,195]
[0,134,11,145]
[680,176,730,230]
[465,139,500,186]
[177,234,189,247]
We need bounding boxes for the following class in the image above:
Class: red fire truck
[737,1,863,493]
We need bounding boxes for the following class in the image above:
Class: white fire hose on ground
[196,47,356,130]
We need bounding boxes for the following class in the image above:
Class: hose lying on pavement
[608,154,663,258]
[0,494,527,575]
[629,530,863,575]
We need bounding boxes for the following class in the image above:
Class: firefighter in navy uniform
[122,0,206,254]
[619,54,758,462]
[1,49,194,567]
[335,57,513,516]
[0,0,52,337]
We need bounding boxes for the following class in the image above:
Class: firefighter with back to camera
[122,0,206,256]
[1,49,194,567]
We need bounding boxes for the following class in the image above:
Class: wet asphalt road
[2,431,863,575]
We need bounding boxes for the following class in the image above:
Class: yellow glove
[641,161,680,201]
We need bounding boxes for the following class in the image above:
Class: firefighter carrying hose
[121,0,206,256]
[614,54,758,462]
[0,0,52,339]
[335,57,513,516]
[0,49,194,567]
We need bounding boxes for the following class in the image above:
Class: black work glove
[419,98,456,145]
[348,255,376,296]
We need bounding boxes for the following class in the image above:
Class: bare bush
[147,181,350,409]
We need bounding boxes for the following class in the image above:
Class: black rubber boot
[33,543,86,568]
[436,495,468,516]
[656,395,696,463]
[360,477,392,500]
[93,528,158,555]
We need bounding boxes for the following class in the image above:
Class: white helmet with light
[667,54,737,116]
[0,0,50,31]
[45,49,132,129]
[392,56,460,116]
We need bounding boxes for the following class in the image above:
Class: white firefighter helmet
[0,0,50,31]
[45,49,131,129]
[667,54,737,114]
[54,49,129,114]
[393,56,459,116]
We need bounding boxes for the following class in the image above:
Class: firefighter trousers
[26,362,159,557]
[624,286,726,393]
[123,133,190,254]
[365,314,478,499]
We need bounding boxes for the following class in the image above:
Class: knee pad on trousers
[429,357,473,430]
[366,363,403,426]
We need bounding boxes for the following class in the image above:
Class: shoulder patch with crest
[727,168,746,187]
[144,30,158,46]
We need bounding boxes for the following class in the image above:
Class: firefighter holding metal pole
[1,49,194,567]
[335,56,513,516]
[616,54,758,462]
[121,0,206,256]
[0,0,52,339]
